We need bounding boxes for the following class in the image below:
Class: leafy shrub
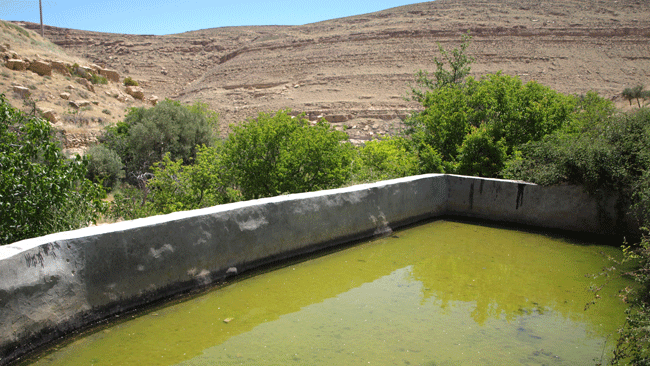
[90,73,108,85]
[100,100,217,183]
[405,73,576,173]
[503,107,650,195]
[223,110,353,199]
[85,144,124,191]
[151,147,237,212]
[123,77,138,86]
[0,94,106,245]
[572,91,616,131]
[108,146,239,220]
[108,186,156,222]
[409,31,474,102]
[456,125,507,178]
[353,136,421,182]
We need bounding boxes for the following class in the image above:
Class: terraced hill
[7,0,650,143]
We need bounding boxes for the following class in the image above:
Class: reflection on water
[26,220,631,366]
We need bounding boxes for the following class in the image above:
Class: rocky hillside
[5,0,650,144]
[0,21,153,154]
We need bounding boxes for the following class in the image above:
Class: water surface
[25,220,631,365]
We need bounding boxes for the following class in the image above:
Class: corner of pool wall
[0,174,636,365]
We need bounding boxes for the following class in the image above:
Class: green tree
[409,31,474,102]
[468,73,576,154]
[353,136,421,182]
[146,146,237,214]
[623,85,646,108]
[100,100,217,183]
[456,126,507,178]
[573,91,617,131]
[503,107,650,195]
[405,73,576,173]
[108,145,239,221]
[223,110,353,200]
[406,85,472,164]
[85,144,124,191]
[0,94,106,245]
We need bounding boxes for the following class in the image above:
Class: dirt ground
[2,0,650,148]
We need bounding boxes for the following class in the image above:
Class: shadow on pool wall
[0,174,638,365]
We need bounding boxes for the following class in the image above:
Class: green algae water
[24,220,632,366]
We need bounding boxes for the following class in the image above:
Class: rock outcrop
[125,85,144,100]
[12,85,30,98]
[99,68,119,82]
[50,60,71,76]
[28,60,52,76]
[5,59,27,71]
[41,109,58,123]
[69,100,91,109]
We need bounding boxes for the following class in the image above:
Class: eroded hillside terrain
[6,0,650,143]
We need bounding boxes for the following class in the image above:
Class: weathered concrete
[445,175,637,235]
[0,174,634,364]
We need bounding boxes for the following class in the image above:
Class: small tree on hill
[622,85,647,108]
[409,31,474,102]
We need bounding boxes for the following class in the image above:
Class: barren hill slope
[14,0,650,141]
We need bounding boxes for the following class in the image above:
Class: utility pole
[39,0,44,37]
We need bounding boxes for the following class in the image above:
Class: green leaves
[353,136,422,183]
[504,107,650,196]
[456,126,507,178]
[405,73,576,177]
[409,31,474,102]
[223,110,353,200]
[0,94,106,245]
[622,85,649,108]
[100,99,217,184]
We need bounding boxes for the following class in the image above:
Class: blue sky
[1,0,420,35]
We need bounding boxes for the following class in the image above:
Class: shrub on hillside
[90,73,108,85]
[123,76,138,86]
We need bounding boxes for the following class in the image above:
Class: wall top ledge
[0,174,446,260]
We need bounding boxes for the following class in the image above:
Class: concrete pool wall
[0,174,636,365]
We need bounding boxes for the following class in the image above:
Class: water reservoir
[22,220,631,366]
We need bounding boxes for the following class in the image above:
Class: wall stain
[25,243,60,268]
[469,182,475,210]
[516,184,526,210]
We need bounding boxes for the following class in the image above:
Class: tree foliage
[100,100,217,183]
[503,107,650,195]
[456,126,507,178]
[409,31,474,102]
[622,85,649,108]
[108,145,238,220]
[405,73,576,177]
[85,144,124,191]
[353,136,422,182]
[223,110,353,200]
[0,94,106,245]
